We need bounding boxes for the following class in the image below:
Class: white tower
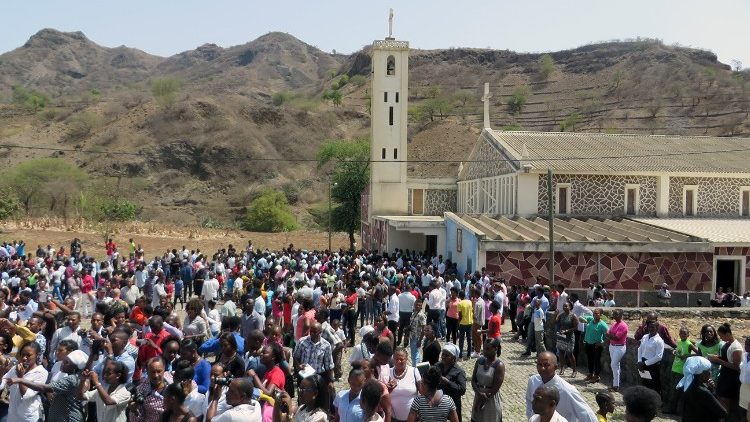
[369,9,409,216]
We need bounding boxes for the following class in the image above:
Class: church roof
[487,130,750,174]
[448,213,710,252]
[635,218,750,245]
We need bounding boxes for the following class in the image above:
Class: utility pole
[328,179,333,252]
[547,168,555,285]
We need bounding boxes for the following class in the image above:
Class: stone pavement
[335,319,679,422]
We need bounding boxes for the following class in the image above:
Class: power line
[3,143,750,164]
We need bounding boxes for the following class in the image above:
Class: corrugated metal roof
[488,130,750,173]
[634,218,750,244]
[453,214,704,243]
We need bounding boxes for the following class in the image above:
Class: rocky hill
[0,29,748,226]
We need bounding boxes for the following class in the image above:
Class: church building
[360,21,750,305]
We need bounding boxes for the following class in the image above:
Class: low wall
[544,307,750,398]
[566,289,712,308]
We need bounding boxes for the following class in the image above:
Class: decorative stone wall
[668,177,750,216]
[459,135,516,181]
[485,251,713,291]
[538,174,658,216]
[424,189,456,215]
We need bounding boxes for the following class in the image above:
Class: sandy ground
[0,222,353,260]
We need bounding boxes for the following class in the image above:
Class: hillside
[0,29,748,226]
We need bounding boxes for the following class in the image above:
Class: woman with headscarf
[435,343,467,422]
[678,356,728,421]
[470,338,504,422]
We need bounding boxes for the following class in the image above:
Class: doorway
[425,235,437,257]
[716,258,743,294]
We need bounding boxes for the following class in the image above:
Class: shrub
[151,78,182,108]
[64,112,103,142]
[323,89,342,106]
[99,199,138,221]
[272,91,291,106]
[538,54,555,80]
[243,189,297,232]
[560,112,583,132]
[0,187,20,220]
[12,85,49,112]
[507,86,529,116]
[349,74,367,87]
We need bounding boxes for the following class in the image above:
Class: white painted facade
[368,37,410,217]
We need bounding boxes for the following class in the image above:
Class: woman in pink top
[606,309,628,391]
[446,288,460,344]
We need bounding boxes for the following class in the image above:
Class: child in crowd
[667,327,697,414]
[595,390,615,422]
[332,318,347,346]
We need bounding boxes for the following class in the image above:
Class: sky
[2,0,748,68]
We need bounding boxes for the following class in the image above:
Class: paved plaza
[335,319,679,422]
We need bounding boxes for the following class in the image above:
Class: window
[412,189,424,215]
[741,187,750,217]
[683,185,698,216]
[556,183,571,214]
[386,56,395,75]
[456,228,463,253]
[624,184,640,215]
[393,148,398,159]
[389,107,394,126]
[395,92,399,103]
[384,92,388,102]
[381,148,386,160]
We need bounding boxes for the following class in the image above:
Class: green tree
[507,86,529,115]
[12,85,49,112]
[559,112,583,132]
[349,74,367,87]
[4,158,88,215]
[415,98,453,122]
[243,189,297,232]
[151,78,182,108]
[317,138,370,250]
[0,187,20,220]
[538,54,556,80]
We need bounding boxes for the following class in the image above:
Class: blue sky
[2,0,748,68]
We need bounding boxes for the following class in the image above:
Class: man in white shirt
[201,272,220,305]
[526,352,597,422]
[49,312,84,364]
[386,285,400,335]
[396,285,416,345]
[205,378,262,422]
[637,321,665,393]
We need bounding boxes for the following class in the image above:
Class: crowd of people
[0,238,747,422]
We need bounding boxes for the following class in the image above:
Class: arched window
[386,56,395,76]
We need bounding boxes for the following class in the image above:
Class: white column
[656,174,670,217]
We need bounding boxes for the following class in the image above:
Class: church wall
[425,189,456,215]
[537,174,658,216]
[485,251,713,292]
[446,218,479,276]
[668,176,750,217]
[458,134,516,182]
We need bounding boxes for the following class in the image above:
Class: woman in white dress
[387,347,421,422]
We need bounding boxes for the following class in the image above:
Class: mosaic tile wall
[485,251,714,291]
[714,246,750,289]
[425,189,457,215]
[538,174,658,216]
[668,177,750,216]
[459,135,516,181]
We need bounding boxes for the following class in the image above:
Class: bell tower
[368,8,409,217]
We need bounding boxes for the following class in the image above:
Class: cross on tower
[388,8,394,39]
[482,82,492,129]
